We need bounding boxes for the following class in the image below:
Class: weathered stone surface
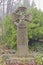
[12,6,32,57]
[17,21,29,57]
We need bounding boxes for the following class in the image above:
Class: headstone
[16,7,28,57]
[12,7,32,57]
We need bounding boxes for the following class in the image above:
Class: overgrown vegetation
[35,54,43,65]
[26,8,43,40]
[4,15,17,49]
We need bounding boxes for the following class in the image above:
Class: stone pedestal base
[6,57,34,65]
[8,54,34,64]
[14,51,34,59]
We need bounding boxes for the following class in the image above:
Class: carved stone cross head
[16,7,27,13]
[12,7,32,26]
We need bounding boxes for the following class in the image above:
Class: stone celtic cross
[12,7,32,57]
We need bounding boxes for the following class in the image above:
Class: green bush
[29,42,43,52]
[34,55,43,65]
[26,8,43,40]
[4,15,17,49]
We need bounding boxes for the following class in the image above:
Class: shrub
[34,55,43,65]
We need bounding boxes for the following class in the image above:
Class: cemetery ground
[0,42,43,65]
[0,8,43,65]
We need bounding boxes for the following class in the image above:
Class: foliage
[0,56,2,62]
[34,55,43,65]
[26,8,43,40]
[29,42,43,52]
[4,15,17,49]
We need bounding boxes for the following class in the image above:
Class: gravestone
[12,7,32,57]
